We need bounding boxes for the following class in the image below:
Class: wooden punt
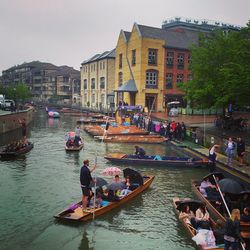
[192,180,250,238]
[65,137,84,151]
[54,175,154,222]
[0,143,34,158]
[172,197,224,250]
[76,119,115,125]
[95,135,167,144]
[65,143,84,151]
[104,153,207,168]
[84,125,149,136]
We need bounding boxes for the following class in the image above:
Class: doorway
[145,94,157,112]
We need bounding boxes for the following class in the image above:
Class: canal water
[0,110,209,250]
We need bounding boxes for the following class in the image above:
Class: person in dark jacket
[237,137,245,166]
[80,159,96,211]
[134,145,146,158]
[208,144,220,173]
[224,209,246,250]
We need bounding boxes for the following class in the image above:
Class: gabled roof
[135,23,200,49]
[47,66,80,78]
[114,79,138,92]
[81,49,115,65]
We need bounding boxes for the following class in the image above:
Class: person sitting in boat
[120,176,132,197]
[88,189,103,208]
[179,204,195,226]
[134,145,146,158]
[199,177,217,197]
[241,207,250,222]
[193,204,211,230]
[66,139,75,148]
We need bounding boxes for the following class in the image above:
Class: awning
[114,79,138,92]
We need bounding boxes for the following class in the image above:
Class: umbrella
[107,181,125,191]
[176,199,204,212]
[167,101,180,106]
[218,178,244,194]
[101,167,122,176]
[89,177,107,188]
[123,168,143,186]
[202,172,224,185]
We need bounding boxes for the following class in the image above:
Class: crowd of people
[4,138,30,152]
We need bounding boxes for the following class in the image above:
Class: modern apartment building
[1,61,80,103]
[80,49,115,109]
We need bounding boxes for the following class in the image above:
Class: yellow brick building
[114,23,165,112]
[81,50,115,109]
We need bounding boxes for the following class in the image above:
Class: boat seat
[154,155,162,160]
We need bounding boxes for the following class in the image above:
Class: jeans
[224,240,238,250]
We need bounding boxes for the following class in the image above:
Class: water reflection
[79,230,91,250]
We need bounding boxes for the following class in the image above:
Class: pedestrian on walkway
[237,137,245,166]
[208,144,220,173]
[225,137,236,166]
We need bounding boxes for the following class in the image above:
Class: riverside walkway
[171,139,250,187]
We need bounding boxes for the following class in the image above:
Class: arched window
[91,78,95,89]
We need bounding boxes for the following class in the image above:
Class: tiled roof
[123,31,131,41]
[137,24,200,49]
[47,66,80,78]
[81,49,115,65]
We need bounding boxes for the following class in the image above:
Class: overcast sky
[0,0,249,72]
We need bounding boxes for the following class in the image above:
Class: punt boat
[0,142,34,158]
[54,173,154,222]
[172,197,224,250]
[105,153,207,167]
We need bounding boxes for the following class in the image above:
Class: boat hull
[192,180,250,238]
[105,153,207,168]
[54,175,154,222]
[0,143,34,158]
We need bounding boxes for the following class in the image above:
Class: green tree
[180,22,250,113]
[3,83,32,102]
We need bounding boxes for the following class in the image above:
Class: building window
[177,74,184,83]
[119,54,122,69]
[132,49,136,66]
[103,61,105,70]
[188,74,193,81]
[118,72,123,86]
[166,52,174,68]
[100,77,105,89]
[101,94,105,104]
[91,78,95,89]
[148,49,157,65]
[100,61,102,70]
[177,53,184,69]
[166,73,173,89]
[91,94,95,104]
[84,93,87,103]
[188,54,192,64]
[94,64,95,72]
[83,79,87,89]
[146,70,158,88]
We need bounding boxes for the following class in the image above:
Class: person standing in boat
[134,145,146,158]
[223,209,246,250]
[80,159,96,212]
[18,118,27,139]
[75,126,81,146]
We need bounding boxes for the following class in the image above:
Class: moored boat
[95,135,167,144]
[54,174,154,222]
[105,153,207,167]
[192,174,250,238]
[0,142,34,158]
[172,197,224,250]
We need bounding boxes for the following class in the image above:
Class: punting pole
[212,175,246,250]
[102,118,109,143]
[93,154,97,220]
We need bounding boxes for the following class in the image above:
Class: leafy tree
[180,22,250,113]
[1,83,31,102]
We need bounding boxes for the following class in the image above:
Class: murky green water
[0,110,209,250]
